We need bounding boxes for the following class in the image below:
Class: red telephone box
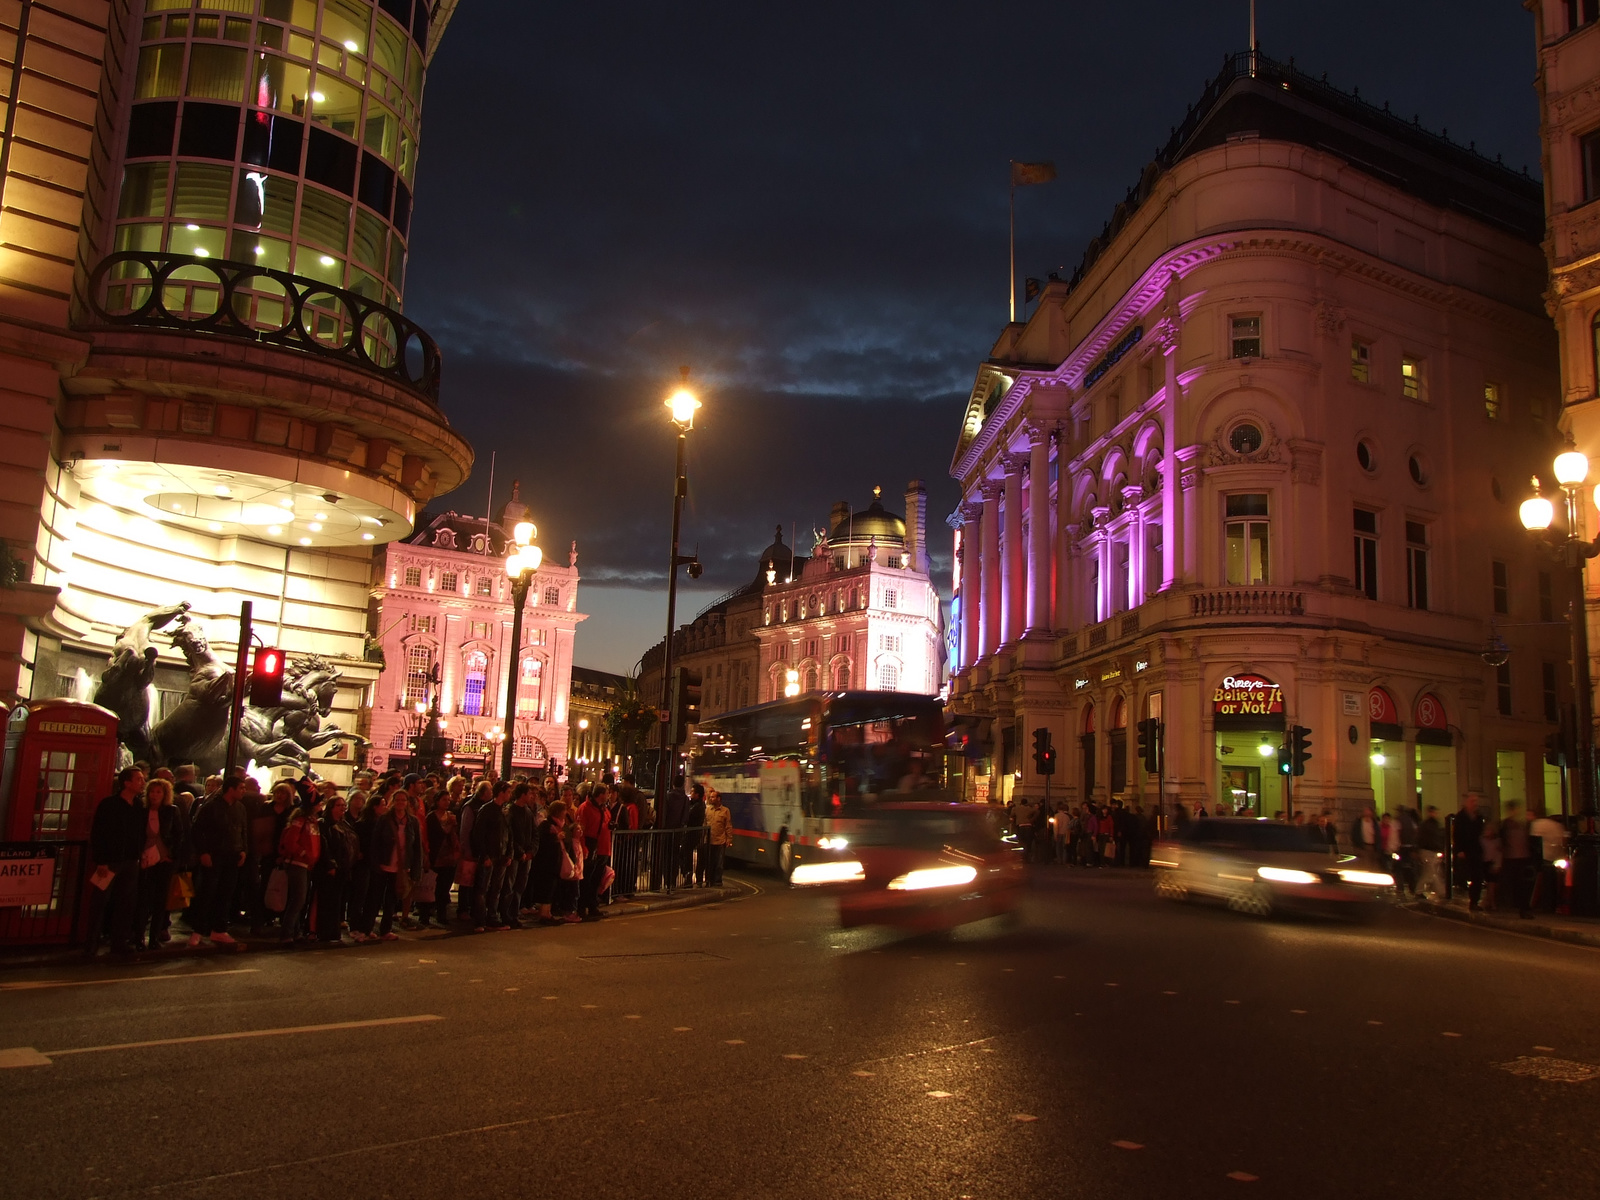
[0,699,120,945]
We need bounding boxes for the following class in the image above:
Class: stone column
[980,480,1003,657]
[1026,426,1051,634]
[1175,446,1204,584]
[1002,455,1025,645]
[1156,317,1181,591]
[953,502,982,670]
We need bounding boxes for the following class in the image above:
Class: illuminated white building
[366,494,583,775]
[754,484,945,701]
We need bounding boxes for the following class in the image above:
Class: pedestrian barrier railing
[0,840,88,946]
[611,827,711,897]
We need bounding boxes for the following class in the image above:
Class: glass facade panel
[297,184,349,248]
[309,72,362,136]
[253,53,312,114]
[136,44,185,98]
[187,44,248,101]
[119,164,169,218]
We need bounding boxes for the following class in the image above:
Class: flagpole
[1008,164,1017,323]
[1249,0,1257,73]
[482,450,496,555]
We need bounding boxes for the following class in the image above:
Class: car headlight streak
[790,861,865,886]
[887,864,978,891]
[1335,869,1395,887]
[1256,866,1319,885]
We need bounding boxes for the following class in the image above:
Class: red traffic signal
[249,646,285,707]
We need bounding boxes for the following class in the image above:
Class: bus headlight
[791,861,865,886]
[887,865,978,891]
[817,836,849,851]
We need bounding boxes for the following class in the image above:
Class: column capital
[979,479,1006,501]
[953,500,983,525]
[1150,317,1180,355]
[1022,419,1052,448]
[1000,451,1029,475]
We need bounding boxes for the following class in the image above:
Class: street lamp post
[654,374,703,806]
[499,517,542,781]
[1520,452,1598,815]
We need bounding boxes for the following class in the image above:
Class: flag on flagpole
[1010,161,1057,186]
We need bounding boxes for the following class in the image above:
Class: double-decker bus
[688,690,955,879]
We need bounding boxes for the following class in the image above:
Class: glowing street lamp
[1520,453,1598,815]
[654,367,706,804]
[499,514,542,779]
[784,669,801,699]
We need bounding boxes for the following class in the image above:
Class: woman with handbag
[277,795,323,943]
[424,791,459,928]
[529,799,568,926]
[554,812,585,923]
[134,777,183,949]
[315,795,358,943]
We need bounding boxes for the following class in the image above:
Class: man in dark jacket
[1454,794,1488,911]
[472,781,513,930]
[508,783,537,923]
[680,783,707,887]
[188,773,248,946]
[85,766,147,956]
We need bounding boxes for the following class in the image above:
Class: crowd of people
[1006,789,1578,915]
[84,764,735,957]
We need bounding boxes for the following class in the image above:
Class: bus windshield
[823,695,953,802]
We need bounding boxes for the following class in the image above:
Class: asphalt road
[2,868,1598,1200]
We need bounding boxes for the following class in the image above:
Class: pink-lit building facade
[949,53,1569,821]
[365,499,584,775]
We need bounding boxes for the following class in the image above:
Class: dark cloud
[402,1,1540,672]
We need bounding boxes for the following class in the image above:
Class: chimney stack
[904,479,927,573]
[829,500,850,534]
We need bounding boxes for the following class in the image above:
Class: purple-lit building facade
[365,496,583,776]
[949,54,1569,822]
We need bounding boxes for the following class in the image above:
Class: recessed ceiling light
[319,255,335,267]
[254,245,266,256]
[194,248,209,257]
[311,91,325,103]
[185,223,199,231]
[170,503,182,512]
[299,537,312,545]
[308,522,323,532]
[207,522,222,532]
[361,532,374,541]
[267,525,282,536]
[280,498,293,508]
[214,485,231,496]
[315,512,328,520]
[343,39,358,50]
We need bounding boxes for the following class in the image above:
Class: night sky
[404,1,1540,676]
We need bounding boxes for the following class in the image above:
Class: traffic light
[669,666,703,745]
[1290,725,1313,777]
[248,646,285,707]
[1031,726,1055,776]
[1276,743,1292,776]
[1137,718,1163,775]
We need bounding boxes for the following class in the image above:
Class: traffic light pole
[223,600,252,779]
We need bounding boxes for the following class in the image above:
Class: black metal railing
[0,841,88,946]
[611,827,713,897]
[84,251,441,401]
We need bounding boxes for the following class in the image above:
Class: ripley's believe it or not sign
[1212,674,1284,717]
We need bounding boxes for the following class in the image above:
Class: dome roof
[754,525,795,580]
[828,498,905,546]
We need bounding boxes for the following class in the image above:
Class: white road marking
[782,1053,806,1060]
[1442,1031,1462,1038]
[724,1039,745,1045]
[925,1090,954,1098]
[4,1014,442,1066]
[852,1070,874,1077]
[0,968,259,992]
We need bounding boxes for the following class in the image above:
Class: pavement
[2,867,1599,1199]
[0,882,747,972]
[1408,891,1600,948]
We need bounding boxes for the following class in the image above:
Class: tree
[604,688,658,773]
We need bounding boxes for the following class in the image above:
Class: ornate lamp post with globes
[500,516,543,780]
[1519,448,1598,814]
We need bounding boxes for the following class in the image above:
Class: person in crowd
[1415,805,1445,896]
[456,780,491,921]
[1481,812,1504,911]
[1454,793,1487,911]
[188,773,248,947]
[395,791,426,930]
[1530,807,1567,913]
[1397,805,1420,893]
[85,766,148,957]
[611,782,640,900]
[134,775,185,950]
[578,781,614,918]
[509,782,538,919]
[471,780,513,932]
[423,790,460,928]
[1351,806,1378,869]
[1378,810,1398,881]
[681,783,707,888]
[702,787,731,887]
[315,795,358,943]
[554,810,585,922]
[276,794,323,943]
[349,785,386,929]
[1500,801,1534,919]
[359,789,418,942]
[530,798,569,925]
[173,764,202,815]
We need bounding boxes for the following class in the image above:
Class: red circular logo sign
[1415,693,1446,730]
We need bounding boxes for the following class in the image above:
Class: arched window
[879,662,899,691]
[514,734,548,764]
[1083,704,1096,734]
[461,650,488,716]
[1110,695,1128,730]
[804,665,819,692]
[834,661,851,690]
[404,644,432,707]
[517,656,543,716]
